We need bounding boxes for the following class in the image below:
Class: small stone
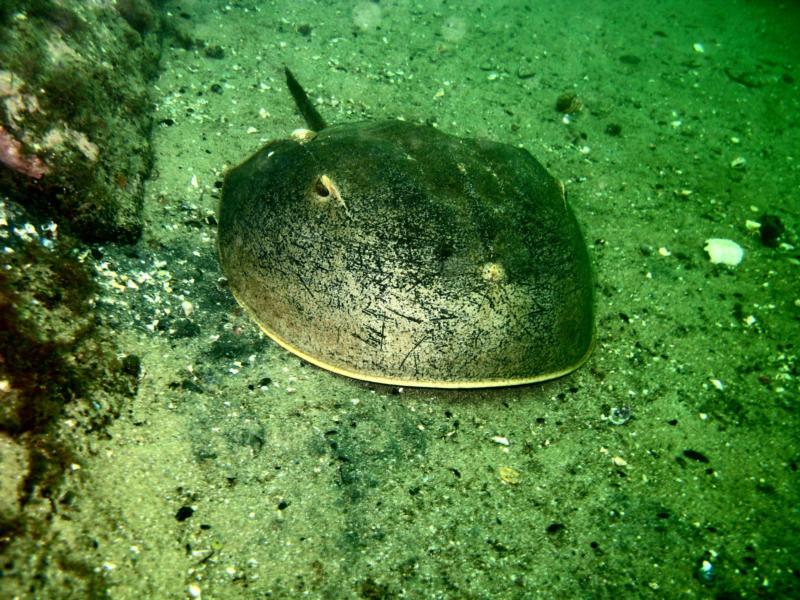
[498,466,521,485]
[516,66,535,79]
[555,92,581,114]
[745,219,761,232]
[704,238,743,266]
[204,45,225,59]
[175,505,194,521]
[608,406,631,425]
[730,156,747,169]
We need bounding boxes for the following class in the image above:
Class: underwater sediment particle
[704,238,743,266]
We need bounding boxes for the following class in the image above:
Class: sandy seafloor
[51,0,800,598]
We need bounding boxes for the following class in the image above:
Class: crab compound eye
[310,174,344,208]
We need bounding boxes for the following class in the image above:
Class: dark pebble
[175,506,194,521]
[619,54,641,65]
[683,449,709,463]
[204,45,225,59]
[517,66,536,79]
[555,92,580,114]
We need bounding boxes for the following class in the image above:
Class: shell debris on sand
[704,238,744,266]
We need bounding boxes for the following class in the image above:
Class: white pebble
[744,219,761,232]
[704,238,743,266]
[730,156,746,169]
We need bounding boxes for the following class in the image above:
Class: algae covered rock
[0,0,162,243]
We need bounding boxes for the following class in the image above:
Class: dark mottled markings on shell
[218,121,594,388]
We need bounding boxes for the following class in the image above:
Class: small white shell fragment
[246,126,258,134]
[704,238,744,266]
[611,456,627,467]
[181,300,193,317]
[745,219,761,232]
[492,436,510,446]
[730,156,746,169]
[290,128,316,142]
[693,42,705,53]
[190,174,198,188]
[710,378,724,391]
[658,246,671,257]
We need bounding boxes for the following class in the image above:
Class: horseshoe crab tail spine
[284,67,328,132]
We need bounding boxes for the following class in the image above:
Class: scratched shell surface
[218,121,594,388]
